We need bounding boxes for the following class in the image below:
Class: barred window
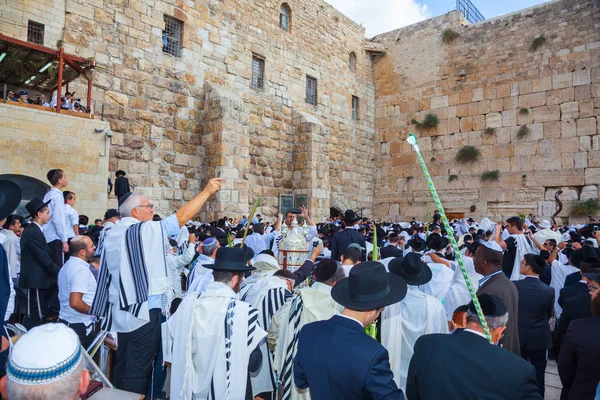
[352,96,359,120]
[163,15,183,57]
[280,3,291,32]
[306,76,317,106]
[251,55,265,89]
[27,21,44,45]
[349,52,357,73]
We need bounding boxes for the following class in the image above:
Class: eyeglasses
[136,204,154,209]
[589,285,599,292]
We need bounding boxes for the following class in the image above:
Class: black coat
[0,245,11,372]
[380,245,404,260]
[554,294,591,358]
[330,228,366,261]
[19,223,60,289]
[563,272,581,288]
[514,277,554,351]
[114,176,130,197]
[406,330,542,400]
[558,317,600,400]
[558,281,588,309]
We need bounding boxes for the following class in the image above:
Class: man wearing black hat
[406,294,542,400]
[294,261,407,399]
[169,247,267,399]
[114,170,130,203]
[19,197,60,329]
[330,209,366,261]
[382,253,447,392]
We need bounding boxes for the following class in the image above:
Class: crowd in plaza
[0,169,598,400]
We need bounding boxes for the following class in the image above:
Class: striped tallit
[280,294,304,399]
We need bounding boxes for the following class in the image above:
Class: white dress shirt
[42,187,68,243]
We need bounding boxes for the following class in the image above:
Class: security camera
[105,130,114,138]
[95,128,105,133]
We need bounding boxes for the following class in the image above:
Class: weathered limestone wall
[57,0,375,220]
[373,0,600,222]
[0,0,65,48]
[0,103,110,219]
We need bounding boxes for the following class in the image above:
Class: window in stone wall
[27,20,45,45]
[251,54,265,89]
[163,15,183,57]
[280,3,291,32]
[352,95,359,120]
[306,76,318,106]
[349,52,357,73]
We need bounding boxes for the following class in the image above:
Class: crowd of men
[0,170,598,400]
[5,89,90,112]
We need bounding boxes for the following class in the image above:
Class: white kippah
[7,324,82,385]
[482,241,503,253]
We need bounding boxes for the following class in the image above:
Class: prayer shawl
[420,255,454,302]
[238,254,280,305]
[508,234,539,281]
[94,221,116,257]
[270,282,340,400]
[444,256,482,320]
[175,226,189,255]
[187,255,214,295]
[533,228,562,245]
[382,287,448,392]
[90,217,174,333]
[550,260,579,317]
[168,282,267,400]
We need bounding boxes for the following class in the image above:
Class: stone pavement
[545,360,562,400]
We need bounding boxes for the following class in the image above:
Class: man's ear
[78,370,91,396]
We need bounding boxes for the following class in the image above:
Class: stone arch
[0,174,49,216]
[280,3,292,32]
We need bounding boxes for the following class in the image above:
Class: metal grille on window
[306,76,317,106]
[251,56,265,89]
[352,96,359,120]
[280,4,290,31]
[163,16,183,57]
[27,21,44,45]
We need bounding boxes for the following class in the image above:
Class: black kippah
[118,192,133,207]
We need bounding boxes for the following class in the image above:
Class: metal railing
[456,0,485,23]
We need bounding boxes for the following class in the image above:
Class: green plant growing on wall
[484,127,496,135]
[442,29,460,43]
[571,198,600,216]
[455,146,481,164]
[530,35,546,51]
[519,108,529,115]
[431,157,437,162]
[412,114,439,130]
[448,174,458,182]
[481,170,500,182]
[516,125,530,139]
[470,205,477,213]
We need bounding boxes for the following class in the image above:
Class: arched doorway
[0,174,49,216]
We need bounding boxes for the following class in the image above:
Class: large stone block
[533,106,560,123]
[486,113,502,128]
[577,117,597,136]
[585,168,600,185]
[519,93,546,108]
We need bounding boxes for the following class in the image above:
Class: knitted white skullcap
[482,241,503,253]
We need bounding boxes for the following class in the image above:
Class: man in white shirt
[58,235,97,348]
[63,191,79,262]
[0,215,21,279]
[43,169,70,267]
[244,214,282,258]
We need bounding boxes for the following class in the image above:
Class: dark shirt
[502,237,517,277]
[115,176,130,197]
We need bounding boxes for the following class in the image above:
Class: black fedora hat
[343,209,360,223]
[0,180,22,220]
[116,170,127,177]
[25,198,51,219]
[389,253,432,286]
[204,247,255,271]
[407,235,426,252]
[331,261,407,311]
[426,233,449,251]
[234,243,255,263]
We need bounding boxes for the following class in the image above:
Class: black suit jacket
[563,272,581,288]
[558,317,600,400]
[558,281,588,309]
[19,223,60,289]
[114,176,130,197]
[554,294,591,358]
[514,277,554,351]
[330,228,367,261]
[406,330,542,400]
[294,315,403,400]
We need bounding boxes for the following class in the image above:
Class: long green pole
[406,134,492,343]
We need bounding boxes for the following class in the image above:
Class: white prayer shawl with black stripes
[168,282,266,400]
[272,282,340,400]
[241,276,290,395]
[94,221,116,257]
[90,217,173,333]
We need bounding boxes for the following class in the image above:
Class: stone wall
[372,0,600,222]
[0,0,65,49]
[0,103,110,219]
[49,0,375,221]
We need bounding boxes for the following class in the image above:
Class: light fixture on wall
[95,127,113,156]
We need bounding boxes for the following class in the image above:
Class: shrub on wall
[455,146,481,164]
[442,29,460,43]
[571,198,600,216]
[481,170,500,182]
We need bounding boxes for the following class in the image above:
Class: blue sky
[325,0,551,36]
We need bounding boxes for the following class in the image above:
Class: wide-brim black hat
[407,235,426,252]
[332,261,407,311]
[389,253,432,286]
[25,198,51,219]
[234,243,255,263]
[204,247,255,271]
[0,180,22,220]
[116,170,127,177]
[343,209,360,223]
[426,233,449,251]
